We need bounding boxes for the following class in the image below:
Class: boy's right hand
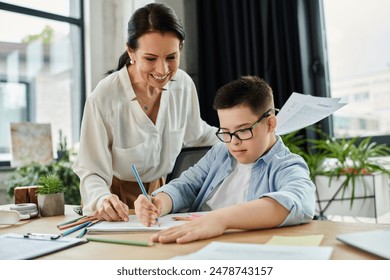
[134,195,162,227]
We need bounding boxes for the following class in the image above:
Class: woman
[73,3,218,221]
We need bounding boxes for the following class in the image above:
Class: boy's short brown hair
[213,76,274,115]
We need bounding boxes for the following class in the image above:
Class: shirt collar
[256,135,284,165]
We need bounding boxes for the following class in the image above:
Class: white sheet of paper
[87,212,206,233]
[172,241,334,260]
[275,92,347,135]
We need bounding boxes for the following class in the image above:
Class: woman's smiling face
[128,32,181,88]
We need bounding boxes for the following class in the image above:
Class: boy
[134,76,316,244]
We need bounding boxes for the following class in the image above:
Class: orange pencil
[57,216,97,230]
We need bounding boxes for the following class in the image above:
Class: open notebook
[337,230,390,259]
[87,212,207,233]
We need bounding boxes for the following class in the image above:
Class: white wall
[84,0,128,95]
[83,0,196,96]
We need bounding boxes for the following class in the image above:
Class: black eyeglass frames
[215,108,279,143]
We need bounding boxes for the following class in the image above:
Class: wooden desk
[1,205,389,260]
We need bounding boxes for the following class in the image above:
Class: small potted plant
[36,174,65,216]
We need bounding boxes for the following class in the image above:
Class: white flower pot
[315,173,390,218]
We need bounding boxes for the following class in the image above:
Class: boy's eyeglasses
[215,108,279,143]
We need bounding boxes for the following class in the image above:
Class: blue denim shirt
[153,136,316,226]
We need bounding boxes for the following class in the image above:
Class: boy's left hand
[151,214,226,244]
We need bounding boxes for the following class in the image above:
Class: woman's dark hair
[213,76,274,116]
[107,3,185,74]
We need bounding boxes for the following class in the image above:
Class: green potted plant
[281,129,328,181]
[6,153,81,206]
[312,135,390,218]
[313,136,390,196]
[36,174,65,216]
[282,128,390,219]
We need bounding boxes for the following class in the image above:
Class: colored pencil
[86,237,154,247]
[57,215,86,227]
[77,220,101,238]
[131,164,160,226]
[57,216,97,230]
[59,221,92,238]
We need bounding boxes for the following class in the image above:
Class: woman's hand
[151,213,227,244]
[93,194,129,221]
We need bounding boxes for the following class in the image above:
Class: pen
[24,233,60,240]
[131,164,160,226]
[86,237,154,247]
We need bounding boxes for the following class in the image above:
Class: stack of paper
[275,92,347,135]
[172,241,333,260]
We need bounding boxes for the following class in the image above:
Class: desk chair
[166,146,212,183]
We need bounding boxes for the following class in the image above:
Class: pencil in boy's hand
[131,164,161,226]
[131,164,149,197]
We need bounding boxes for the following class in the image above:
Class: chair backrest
[166,146,212,183]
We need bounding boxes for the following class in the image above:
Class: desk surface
[1,205,390,260]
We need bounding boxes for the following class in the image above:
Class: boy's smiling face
[217,105,277,164]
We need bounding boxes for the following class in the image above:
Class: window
[0,1,84,164]
[322,0,390,139]
[0,0,80,17]
[0,81,29,156]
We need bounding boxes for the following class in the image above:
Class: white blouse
[73,67,218,214]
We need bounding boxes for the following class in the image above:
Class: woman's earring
[130,59,134,65]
